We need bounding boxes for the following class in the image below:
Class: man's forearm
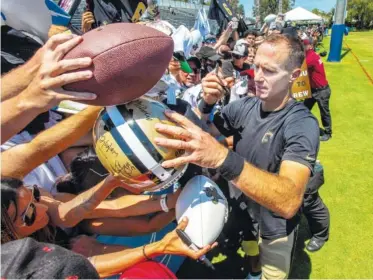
[1,106,102,179]
[1,50,41,101]
[1,93,43,144]
[231,161,303,219]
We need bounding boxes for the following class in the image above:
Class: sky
[241,0,336,18]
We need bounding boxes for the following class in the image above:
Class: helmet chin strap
[144,163,188,193]
[105,105,172,182]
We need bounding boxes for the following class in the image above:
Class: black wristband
[218,149,245,181]
[198,98,216,114]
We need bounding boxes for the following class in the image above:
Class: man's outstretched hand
[154,110,228,169]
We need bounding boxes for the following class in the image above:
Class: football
[175,175,228,248]
[63,23,174,106]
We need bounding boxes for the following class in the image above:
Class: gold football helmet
[93,97,187,192]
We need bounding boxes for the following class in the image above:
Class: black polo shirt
[214,97,320,239]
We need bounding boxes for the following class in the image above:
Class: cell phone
[221,60,234,79]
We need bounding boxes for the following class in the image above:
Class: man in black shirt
[154,34,320,279]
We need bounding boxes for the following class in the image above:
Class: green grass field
[298,31,373,279]
[177,31,373,279]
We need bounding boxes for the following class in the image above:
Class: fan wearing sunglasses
[230,43,251,73]
[0,177,217,278]
[1,182,46,241]
[179,57,201,89]
[0,176,126,243]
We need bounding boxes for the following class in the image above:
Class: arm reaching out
[1,47,42,101]
[82,211,176,236]
[41,175,120,228]
[213,23,233,50]
[1,33,97,144]
[1,105,102,179]
[154,110,315,219]
[54,189,180,219]
[70,217,218,278]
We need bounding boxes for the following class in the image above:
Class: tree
[346,0,373,29]
[312,8,322,16]
[252,0,295,23]
[311,7,334,25]
[329,8,335,27]
[237,4,245,17]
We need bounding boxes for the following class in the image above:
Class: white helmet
[176,175,228,248]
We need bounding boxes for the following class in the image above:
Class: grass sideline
[177,31,373,279]
[299,31,373,279]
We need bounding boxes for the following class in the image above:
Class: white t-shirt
[182,84,202,108]
[1,112,67,194]
[230,78,248,103]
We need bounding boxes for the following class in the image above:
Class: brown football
[63,23,173,106]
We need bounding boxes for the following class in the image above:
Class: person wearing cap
[303,39,332,141]
[230,42,252,73]
[172,51,193,74]
[166,52,194,97]
[219,42,252,104]
[179,57,202,89]
[203,34,217,47]
[196,46,221,78]
[180,57,204,109]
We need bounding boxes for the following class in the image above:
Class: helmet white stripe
[106,106,172,182]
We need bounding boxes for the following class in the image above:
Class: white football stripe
[106,106,171,181]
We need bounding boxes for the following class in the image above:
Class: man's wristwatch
[160,194,169,212]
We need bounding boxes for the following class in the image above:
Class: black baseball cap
[196,46,221,61]
[187,56,202,69]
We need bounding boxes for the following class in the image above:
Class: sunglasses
[232,54,244,59]
[22,185,40,226]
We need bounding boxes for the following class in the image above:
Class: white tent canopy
[285,7,323,22]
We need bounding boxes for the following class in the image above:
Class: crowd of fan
[1,6,331,280]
